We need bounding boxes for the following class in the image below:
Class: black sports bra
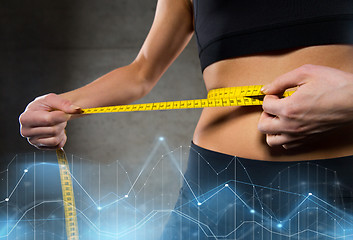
[193,0,353,72]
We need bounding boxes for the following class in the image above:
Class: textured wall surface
[1,2,204,236]
[1,0,205,163]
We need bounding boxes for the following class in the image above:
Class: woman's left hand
[258,64,353,149]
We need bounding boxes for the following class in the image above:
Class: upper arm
[132,0,194,89]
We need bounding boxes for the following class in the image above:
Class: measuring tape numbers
[81,85,294,114]
[54,85,294,238]
[56,149,79,240]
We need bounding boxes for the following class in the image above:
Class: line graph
[1,138,353,239]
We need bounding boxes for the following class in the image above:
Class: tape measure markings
[81,85,294,114]
[56,149,79,240]
[54,85,294,238]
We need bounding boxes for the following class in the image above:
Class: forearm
[60,62,153,109]
[19,0,194,150]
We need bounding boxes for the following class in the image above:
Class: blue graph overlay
[1,138,353,239]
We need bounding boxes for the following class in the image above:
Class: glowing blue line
[236,158,266,210]
[126,140,162,196]
[69,172,99,208]
[189,145,236,175]
[116,160,135,196]
[161,142,200,203]
[281,195,310,222]
[3,148,353,239]
[0,200,62,237]
[198,186,226,205]
[230,179,303,197]
[136,153,165,195]
[7,172,27,200]
[307,195,353,226]
[171,210,219,239]
[227,186,252,209]
[6,155,17,170]
[99,196,126,209]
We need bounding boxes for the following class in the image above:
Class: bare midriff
[193,44,353,161]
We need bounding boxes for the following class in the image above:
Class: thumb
[37,93,82,114]
[261,66,307,95]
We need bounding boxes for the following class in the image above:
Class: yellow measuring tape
[81,85,294,114]
[55,85,294,238]
[56,149,79,240]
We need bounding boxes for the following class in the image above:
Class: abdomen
[193,44,353,161]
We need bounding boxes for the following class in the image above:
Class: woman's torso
[193,44,353,161]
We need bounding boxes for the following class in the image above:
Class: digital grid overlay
[1,137,353,239]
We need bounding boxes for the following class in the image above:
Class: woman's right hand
[19,93,82,150]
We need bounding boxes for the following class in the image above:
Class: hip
[196,44,353,161]
[161,142,353,239]
[193,106,353,161]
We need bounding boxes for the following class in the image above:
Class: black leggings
[161,142,353,239]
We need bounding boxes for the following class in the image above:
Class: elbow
[129,59,161,99]
[137,75,156,99]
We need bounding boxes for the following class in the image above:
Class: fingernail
[70,105,81,110]
[260,86,268,93]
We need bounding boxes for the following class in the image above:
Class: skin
[19,0,353,161]
[195,48,353,161]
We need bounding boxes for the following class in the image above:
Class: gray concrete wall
[1,1,205,236]
[1,0,205,162]
[1,2,207,238]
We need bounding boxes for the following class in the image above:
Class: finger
[20,122,67,138]
[38,133,67,150]
[259,110,304,134]
[261,64,312,94]
[29,93,81,114]
[28,131,67,149]
[57,134,67,149]
[20,110,71,128]
[266,133,305,147]
[258,111,283,134]
[262,95,286,117]
[282,142,304,150]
